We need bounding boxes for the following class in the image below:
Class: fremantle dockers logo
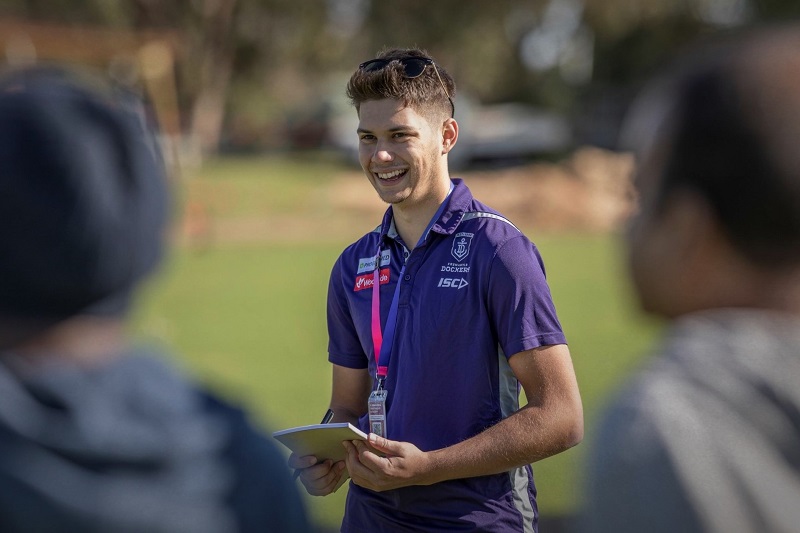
[451,232,474,261]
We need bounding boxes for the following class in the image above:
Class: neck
[9,315,127,366]
[392,179,451,249]
[682,261,800,318]
[756,268,800,316]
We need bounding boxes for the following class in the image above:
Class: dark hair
[653,27,800,268]
[346,48,455,122]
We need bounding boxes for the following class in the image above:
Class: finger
[300,460,338,496]
[356,446,387,471]
[344,441,377,482]
[309,466,347,496]
[300,460,334,482]
[310,461,346,495]
[330,461,348,493]
[342,441,360,475]
[288,453,319,470]
[368,433,399,455]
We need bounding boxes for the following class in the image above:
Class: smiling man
[289,48,583,532]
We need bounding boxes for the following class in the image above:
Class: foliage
[4,0,799,153]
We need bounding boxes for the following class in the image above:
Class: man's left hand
[343,434,435,491]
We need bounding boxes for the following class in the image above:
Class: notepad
[272,422,369,462]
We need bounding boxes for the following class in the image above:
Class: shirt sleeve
[487,234,566,358]
[326,255,369,369]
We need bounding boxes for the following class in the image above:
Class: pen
[293,409,335,480]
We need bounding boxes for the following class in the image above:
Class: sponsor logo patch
[437,277,469,289]
[354,268,390,292]
[357,251,391,274]
[451,232,474,261]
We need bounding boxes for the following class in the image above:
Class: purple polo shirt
[327,178,566,532]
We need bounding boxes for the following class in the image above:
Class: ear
[663,191,745,305]
[441,118,458,154]
[660,192,716,270]
[627,191,717,317]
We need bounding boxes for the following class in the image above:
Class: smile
[375,169,407,181]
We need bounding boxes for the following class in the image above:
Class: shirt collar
[377,178,473,243]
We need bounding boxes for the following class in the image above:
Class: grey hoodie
[582,309,800,533]
[0,349,309,533]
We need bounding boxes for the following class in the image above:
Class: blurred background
[2,1,798,531]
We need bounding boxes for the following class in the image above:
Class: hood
[658,308,800,412]
[0,350,235,533]
[632,308,800,532]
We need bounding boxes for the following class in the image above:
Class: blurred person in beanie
[580,25,800,533]
[0,66,311,533]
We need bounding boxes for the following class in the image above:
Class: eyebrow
[356,125,415,134]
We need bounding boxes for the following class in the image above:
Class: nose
[371,140,394,163]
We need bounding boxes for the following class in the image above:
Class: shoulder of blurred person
[581,23,800,533]
[582,309,800,533]
[0,65,311,533]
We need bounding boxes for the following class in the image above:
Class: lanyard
[370,183,454,385]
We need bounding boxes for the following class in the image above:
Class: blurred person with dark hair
[581,25,800,533]
[0,67,310,533]
[289,48,583,532]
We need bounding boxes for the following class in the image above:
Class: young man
[581,26,800,533]
[291,48,583,532]
[0,67,311,533]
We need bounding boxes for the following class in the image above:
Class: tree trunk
[188,0,238,156]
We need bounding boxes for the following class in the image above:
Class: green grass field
[131,155,661,530]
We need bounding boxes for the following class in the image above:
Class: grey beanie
[0,67,169,320]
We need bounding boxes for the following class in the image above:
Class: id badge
[368,388,388,437]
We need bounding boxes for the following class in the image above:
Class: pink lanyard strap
[370,184,454,383]
[370,259,399,380]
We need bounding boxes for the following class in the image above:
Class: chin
[373,187,411,206]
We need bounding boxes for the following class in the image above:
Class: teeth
[376,169,405,180]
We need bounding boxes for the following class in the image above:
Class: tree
[5,0,799,154]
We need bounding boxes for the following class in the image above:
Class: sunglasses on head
[359,56,455,118]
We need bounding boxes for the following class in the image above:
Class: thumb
[367,433,400,455]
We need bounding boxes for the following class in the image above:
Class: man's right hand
[289,454,348,496]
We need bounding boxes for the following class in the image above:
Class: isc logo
[437,277,469,289]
